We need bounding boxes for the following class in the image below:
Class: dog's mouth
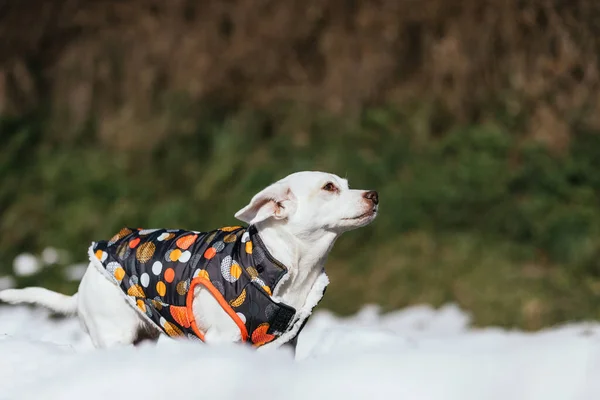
[343,208,378,221]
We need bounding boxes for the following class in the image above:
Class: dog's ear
[234,182,297,225]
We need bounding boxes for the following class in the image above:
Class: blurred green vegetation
[2,100,600,330]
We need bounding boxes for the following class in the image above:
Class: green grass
[324,231,599,330]
[2,102,600,330]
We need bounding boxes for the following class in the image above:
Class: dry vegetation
[2,0,600,150]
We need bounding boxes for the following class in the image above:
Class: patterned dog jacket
[90,225,326,348]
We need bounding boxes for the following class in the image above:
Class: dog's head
[234,171,378,236]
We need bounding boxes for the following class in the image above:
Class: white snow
[1,301,600,400]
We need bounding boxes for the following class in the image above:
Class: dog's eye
[322,182,337,192]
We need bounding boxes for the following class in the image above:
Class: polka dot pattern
[151,299,164,310]
[241,232,250,243]
[213,241,225,252]
[169,249,182,262]
[231,263,242,280]
[156,281,167,296]
[202,239,225,260]
[203,247,216,260]
[140,273,150,288]
[95,250,108,262]
[199,270,210,280]
[189,253,203,269]
[246,267,259,279]
[93,225,303,347]
[139,229,160,235]
[114,268,126,282]
[251,323,276,347]
[193,269,210,280]
[116,242,131,260]
[176,279,190,295]
[152,261,163,275]
[127,284,145,298]
[220,256,242,283]
[136,299,146,313]
[204,231,217,244]
[128,275,139,287]
[229,289,247,308]
[108,228,133,246]
[176,234,198,250]
[157,232,175,241]
[223,233,237,243]
[164,268,175,283]
[142,302,153,318]
[106,261,125,283]
[170,306,191,328]
[252,277,266,287]
[245,266,273,296]
[136,242,156,263]
[220,226,242,232]
[163,320,184,337]
[179,250,191,263]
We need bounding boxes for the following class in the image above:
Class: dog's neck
[253,221,337,311]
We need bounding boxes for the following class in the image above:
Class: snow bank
[1,303,600,400]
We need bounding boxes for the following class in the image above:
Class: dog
[0,171,379,352]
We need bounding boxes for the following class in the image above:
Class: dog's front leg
[192,286,242,345]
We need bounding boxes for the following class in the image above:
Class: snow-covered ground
[2,301,600,400]
[2,251,600,399]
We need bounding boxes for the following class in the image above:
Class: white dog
[0,171,378,352]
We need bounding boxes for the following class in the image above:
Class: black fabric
[92,225,298,347]
[267,302,296,334]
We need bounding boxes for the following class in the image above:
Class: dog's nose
[363,190,379,205]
